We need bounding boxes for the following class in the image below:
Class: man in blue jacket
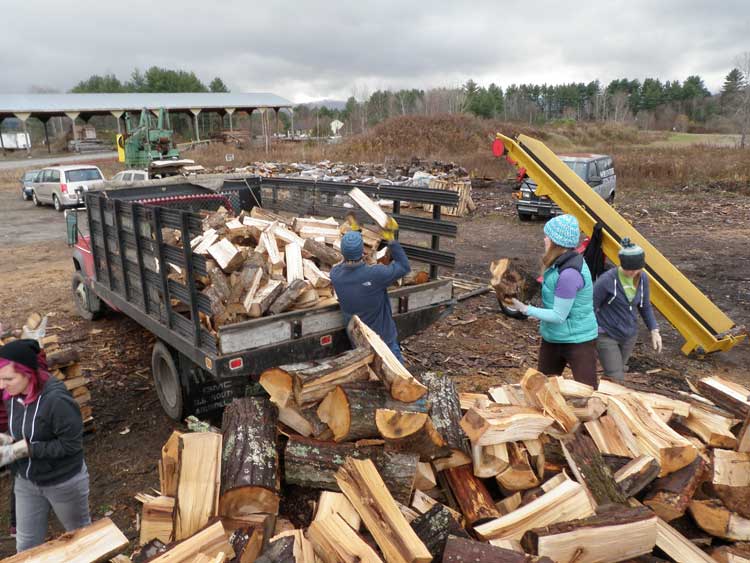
[331,225,411,362]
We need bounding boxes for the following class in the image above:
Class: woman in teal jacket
[512,214,599,388]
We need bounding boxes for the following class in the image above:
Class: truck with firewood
[66,175,459,420]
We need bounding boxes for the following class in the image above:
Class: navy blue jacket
[593,267,658,342]
[330,241,411,348]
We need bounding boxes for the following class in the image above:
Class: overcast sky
[2,0,748,102]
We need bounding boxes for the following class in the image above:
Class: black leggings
[537,338,598,389]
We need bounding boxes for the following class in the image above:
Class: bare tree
[731,52,750,148]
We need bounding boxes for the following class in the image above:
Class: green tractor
[122,108,197,177]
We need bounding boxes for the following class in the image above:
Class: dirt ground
[0,168,747,556]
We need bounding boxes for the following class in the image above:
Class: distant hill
[302,99,347,110]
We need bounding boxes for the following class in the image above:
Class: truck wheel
[32,191,42,207]
[72,271,103,320]
[53,195,63,212]
[518,212,532,222]
[152,341,184,421]
[606,192,615,204]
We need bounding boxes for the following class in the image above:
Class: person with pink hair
[0,339,90,552]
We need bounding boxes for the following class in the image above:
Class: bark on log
[303,238,342,267]
[246,280,285,318]
[284,435,418,505]
[614,455,661,498]
[410,504,470,561]
[268,279,309,315]
[220,398,280,518]
[420,371,471,458]
[490,258,535,307]
[317,381,427,442]
[443,464,502,526]
[697,377,750,418]
[643,456,707,521]
[710,449,750,519]
[376,408,450,461]
[255,535,296,563]
[46,348,80,369]
[689,499,750,541]
[560,429,628,506]
[442,536,548,563]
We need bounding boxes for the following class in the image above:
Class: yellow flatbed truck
[494,133,746,356]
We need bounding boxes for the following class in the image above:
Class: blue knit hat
[544,214,580,248]
[341,231,364,261]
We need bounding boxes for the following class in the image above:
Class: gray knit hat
[619,238,645,270]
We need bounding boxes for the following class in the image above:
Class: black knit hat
[0,339,40,370]
[619,238,646,270]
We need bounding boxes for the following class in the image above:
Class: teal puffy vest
[540,253,599,344]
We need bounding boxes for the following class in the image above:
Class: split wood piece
[521,368,579,434]
[240,267,265,314]
[159,431,183,498]
[420,371,471,458]
[294,288,320,310]
[313,491,361,530]
[46,348,80,370]
[442,535,550,563]
[280,348,374,408]
[606,395,697,476]
[246,279,285,318]
[299,225,341,243]
[735,414,750,456]
[689,499,750,541]
[712,545,750,563]
[204,286,228,322]
[654,517,715,563]
[259,367,293,408]
[521,505,657,563]
[348,187,389,229]
[135,493,174,545]
[303,238,342,267]
[194,230,219,255]
[250,207,291,226]
[487,538,525,552]
[410,504,470,561]
[302,258,330,288]
[711,449,750,518]
[443,464,501,526]
[207,264,232,303]
[335,457,432,563]
[292,216,339,232]
[643,456,707,521]
[284,435,418,505]
[520,472,571,507]
[460,405,554,446]
[472,441,510,478]
[220,398,280,518]
[568,396,607,422]
[459,392,491,411]
[685,405,738,448]
[173,432,222,540]
[267,529,315,563]
[697,377,750,418]
[497,442,542,493]
[2,517,128,563]
[228,526,264,563]
[496,493,523,516]
[347,315,427,402]
[268,279,309,315]
[279,400,331,439]
[560,429,628,506]
[285,242,304,283]
[614,455,661,497]
[64,376,88,392]
[202,208,230,231]
[376,408,450,461]
[410,489,465,526]
[208,239,245,273]
[490,258,533,308]
[474,478,595,541]
[272,225,306,248]
[398,502,421,523]
[431,450,473,472]
[254,535,296,563]
[308,513,383,563]
[552,376,594,399]
[489,384,530,406]
[584,415,638,458]
[414,462,437,491]
[258,230,283,267]
[598,379,691,419]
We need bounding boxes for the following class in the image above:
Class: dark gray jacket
[7,377,84,486]
[593,267,658,342]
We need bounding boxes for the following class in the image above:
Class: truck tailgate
[218,279,453,354]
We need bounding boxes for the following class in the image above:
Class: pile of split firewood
[168,187,422,334]
[17,316,750,562]
[0,312,93,433]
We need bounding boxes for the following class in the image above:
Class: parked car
[31,165,106,211]
[515,154,616,220]
[20,170,41,201]
[110,170,148,183]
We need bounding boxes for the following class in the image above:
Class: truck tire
[53,195,63,212]
[72,271,103,320]
[152,341,185,421]
[32,191,42,207]
[518,211,533,222]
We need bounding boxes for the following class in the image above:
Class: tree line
[71,67,229,94]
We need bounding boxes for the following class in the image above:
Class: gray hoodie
[593,267,658,342]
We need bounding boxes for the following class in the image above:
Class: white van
[32,165,106,211]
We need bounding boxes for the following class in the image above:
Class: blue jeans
[14,463,91,552]
[387,338,405,363]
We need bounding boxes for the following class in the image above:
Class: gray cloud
[1,0,748,100]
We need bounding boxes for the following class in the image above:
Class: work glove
[344,212,361,233]
[651,330,663,353]
[382,217,399,242]
[0,434,13,447]
[0,440,28,468]
[510,298,529,315]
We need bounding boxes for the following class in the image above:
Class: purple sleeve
[555,269,584,299]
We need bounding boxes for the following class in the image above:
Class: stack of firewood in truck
[18,311,750,562]
[164,187,425,336]
[0,312,93,434]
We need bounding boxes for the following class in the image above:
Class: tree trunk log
[442,536,547,563]
[376,408,450,461]
[443,464,501,526]
[420,371,471,458]
[284,435,418,505]
[220,397,280,518]
[303,239,342,267]
[410,504,470,561]
[268,279,309,315]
